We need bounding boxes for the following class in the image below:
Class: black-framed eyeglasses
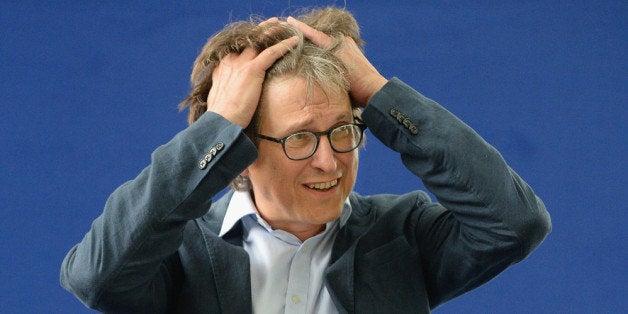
[253,122,367,160]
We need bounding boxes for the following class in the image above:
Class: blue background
[1,1,625,313]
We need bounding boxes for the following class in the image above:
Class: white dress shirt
[220,191,352,314]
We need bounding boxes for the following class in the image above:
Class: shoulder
[349,190,433,218]
[345,190,450,244]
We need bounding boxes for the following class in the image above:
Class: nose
[310,135,337,172]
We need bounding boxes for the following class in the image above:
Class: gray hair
[179,7,364,125]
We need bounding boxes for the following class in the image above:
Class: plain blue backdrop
[1,1,625,313]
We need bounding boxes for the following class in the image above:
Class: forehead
[259,77,352,132]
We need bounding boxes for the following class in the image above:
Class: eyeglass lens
[284,124,362,160]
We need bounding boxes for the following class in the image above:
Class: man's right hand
[206,34,299,128]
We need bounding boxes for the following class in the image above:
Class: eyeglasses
[254,122,367,160]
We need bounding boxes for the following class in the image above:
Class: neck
[249,191,329,242]
[263,216,326,242]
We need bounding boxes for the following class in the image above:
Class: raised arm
[290,15,551,306]
[60,31,298,311]
[363,79,551,305]
[60,112,254,311]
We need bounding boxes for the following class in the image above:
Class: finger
[259,17,279,26]
[240,46,258,59]
[286,16,332,48]
[254,36,299,70]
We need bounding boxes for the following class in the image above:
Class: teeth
[308,179,338,191]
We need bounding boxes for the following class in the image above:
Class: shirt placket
[284,243,312,313]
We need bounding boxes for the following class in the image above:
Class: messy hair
[178,7,364,128]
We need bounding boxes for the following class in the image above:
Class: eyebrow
[283,112,353,135]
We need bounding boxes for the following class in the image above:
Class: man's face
[246,76,359,238]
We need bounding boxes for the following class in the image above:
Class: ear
[231,169,253,191]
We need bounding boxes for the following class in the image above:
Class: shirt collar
[220,190,353,237]
[219,191,257,237]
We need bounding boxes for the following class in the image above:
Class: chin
[314,204,344,223]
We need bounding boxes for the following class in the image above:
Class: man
[61,7,551,313]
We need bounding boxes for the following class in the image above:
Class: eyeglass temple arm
[254,133,283,143]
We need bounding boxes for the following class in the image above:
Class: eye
[332,124,353,138]
[336,125,349,132]
[285,132,314,148]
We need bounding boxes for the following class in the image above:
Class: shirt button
[292,295,300,304]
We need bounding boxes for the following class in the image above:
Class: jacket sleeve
[59,112,257,312]
[361,78,551,306]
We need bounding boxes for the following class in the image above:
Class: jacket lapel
[325,193,375,314]
[325,248,355,314]
[199,191,252,313]
[196,192,375,313]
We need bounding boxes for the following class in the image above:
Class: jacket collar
[221,190,354,238]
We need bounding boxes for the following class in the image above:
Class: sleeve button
[199,159,208,170]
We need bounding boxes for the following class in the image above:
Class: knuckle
[265,45,282,56]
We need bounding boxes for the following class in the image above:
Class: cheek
[341,152,359,183]
[252,148,302,186]
[255,143,283,170]
[347,150,359,170]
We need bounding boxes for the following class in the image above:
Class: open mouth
[307,179,338,191]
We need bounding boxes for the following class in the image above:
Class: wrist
[361,76,388,106]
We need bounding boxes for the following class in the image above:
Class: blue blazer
[61,79,551,313]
